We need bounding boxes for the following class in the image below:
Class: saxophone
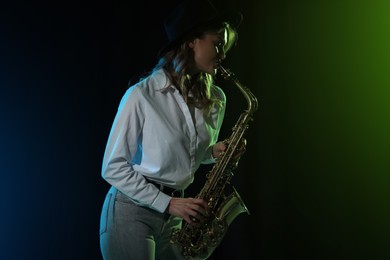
[171,65,259,259]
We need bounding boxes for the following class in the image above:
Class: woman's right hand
[168,197,209,225]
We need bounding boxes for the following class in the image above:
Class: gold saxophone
[171,65,259,259]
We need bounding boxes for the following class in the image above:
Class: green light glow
[241,0,390,258]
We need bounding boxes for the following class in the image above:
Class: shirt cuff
[151,191,172,213]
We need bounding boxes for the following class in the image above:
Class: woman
[99,0,243,259]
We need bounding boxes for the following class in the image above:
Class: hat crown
[159,0,242,57]
[164,0,220,42]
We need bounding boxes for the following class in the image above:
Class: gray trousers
[99,186,189,260]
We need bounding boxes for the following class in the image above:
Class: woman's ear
[188,41,194,48]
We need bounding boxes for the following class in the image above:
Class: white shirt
[102,68,226,213]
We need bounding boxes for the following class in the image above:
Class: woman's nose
[219,50,226,60]
[215,45,226,60]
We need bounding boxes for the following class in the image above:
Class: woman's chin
[199,66,217,76]
[207,67,217,76]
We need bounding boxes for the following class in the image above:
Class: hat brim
[157,10,243,58]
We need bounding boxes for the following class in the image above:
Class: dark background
[1,0,389,259]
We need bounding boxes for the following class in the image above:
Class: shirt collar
[153,68,177,94]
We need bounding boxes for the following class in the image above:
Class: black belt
[146,179,184,197]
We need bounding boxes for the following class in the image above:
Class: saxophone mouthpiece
[217,64,232,80]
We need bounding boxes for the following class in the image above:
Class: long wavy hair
[152,21,238,114]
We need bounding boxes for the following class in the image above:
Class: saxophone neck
[217,64,258,113]
[218,64,236,81]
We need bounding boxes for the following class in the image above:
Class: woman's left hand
[212,141,226,159]
[213,138,247,167]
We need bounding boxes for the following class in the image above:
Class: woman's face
[190,29,227,75]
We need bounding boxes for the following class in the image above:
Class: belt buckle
[171,189,183,198]
[155,182,183,197]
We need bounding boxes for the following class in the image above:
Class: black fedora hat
[158,0,243,57]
